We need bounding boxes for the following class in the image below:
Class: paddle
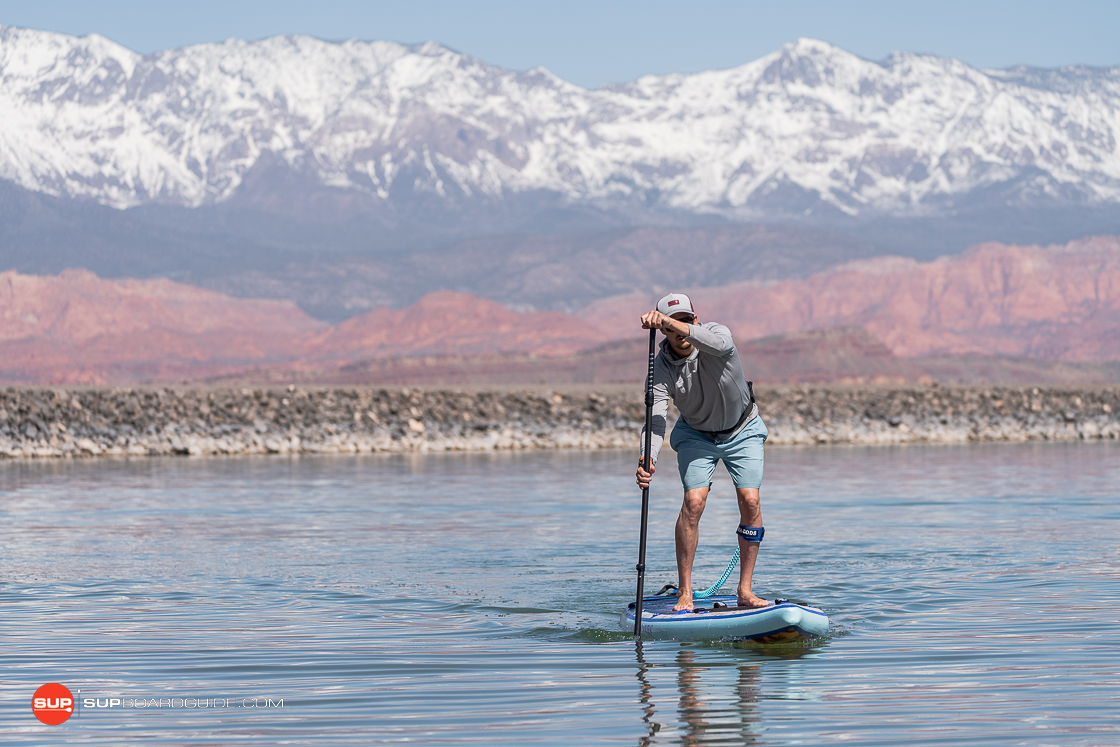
[633,327,657,639]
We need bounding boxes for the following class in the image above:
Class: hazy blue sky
[1,0,1117,88]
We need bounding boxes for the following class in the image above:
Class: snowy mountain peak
[1,24,1118,222]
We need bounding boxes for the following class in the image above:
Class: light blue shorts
[669,416,768,492]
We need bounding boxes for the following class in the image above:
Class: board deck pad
[621,593,829,642]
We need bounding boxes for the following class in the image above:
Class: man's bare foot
[736,591,771,609]
[673,589,694,612]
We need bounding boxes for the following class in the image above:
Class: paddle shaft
[633,328,657,639]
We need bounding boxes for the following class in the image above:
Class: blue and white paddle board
[621,593,828,642]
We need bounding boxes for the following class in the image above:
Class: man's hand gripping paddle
[633,328,657,639]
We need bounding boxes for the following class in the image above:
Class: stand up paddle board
[621,592,828,642]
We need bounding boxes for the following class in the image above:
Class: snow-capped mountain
[1,25,1119,220]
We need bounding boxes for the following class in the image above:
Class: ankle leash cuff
[736,525,764,543]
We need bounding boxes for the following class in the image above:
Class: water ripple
[0,443,1118,744]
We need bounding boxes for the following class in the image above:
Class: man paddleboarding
[636,293,769,612]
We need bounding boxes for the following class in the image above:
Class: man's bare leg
[735,487,770,608]
[673,486,709,611]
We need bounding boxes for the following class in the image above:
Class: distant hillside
[6,237,1120,386]
[213,327,1120,387]
[0,269,323,384]
[202,223,886,319]
[214,327,924,387]
[582,235,1120,362]
[300,291,614,358]
[0,272,618,384]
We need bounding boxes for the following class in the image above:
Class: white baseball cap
[656,293,696,318]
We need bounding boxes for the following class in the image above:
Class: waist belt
[694,381,756,444]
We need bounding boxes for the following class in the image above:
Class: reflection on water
[673,649,761,746]
[636,641,820,747]
[0,442,1118,745]
[635,642,659,744]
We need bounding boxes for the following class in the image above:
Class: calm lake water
[1,442,1118,745]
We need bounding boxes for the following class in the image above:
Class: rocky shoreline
[1,384,1118,459]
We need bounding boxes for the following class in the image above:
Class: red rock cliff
[581,236,1120,362]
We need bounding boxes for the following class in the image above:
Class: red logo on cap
[32,683,74,725]
[668,300,679,306]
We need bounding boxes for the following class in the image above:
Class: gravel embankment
[1,385,1118,459]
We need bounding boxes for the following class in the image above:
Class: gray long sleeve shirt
[639,321,757,461]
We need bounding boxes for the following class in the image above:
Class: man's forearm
[663,318,691,338]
